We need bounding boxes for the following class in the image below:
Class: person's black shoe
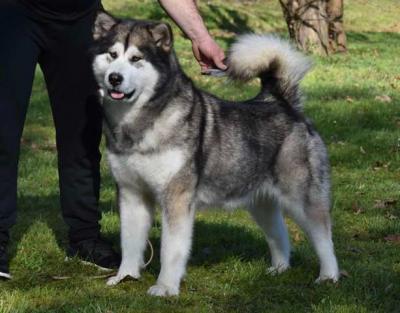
[0,244,11,280]
[67,237,120,271]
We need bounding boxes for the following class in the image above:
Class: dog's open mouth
[108,89,135,100]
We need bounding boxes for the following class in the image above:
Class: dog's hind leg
[107,187,154,286]
[275,131,339,282]
[148,189,195,297]
[284,199,339,283]
[249,199,291,274]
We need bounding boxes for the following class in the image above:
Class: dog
[91,11,340,297]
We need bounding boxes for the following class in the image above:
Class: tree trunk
[279,0,330,55]
[326,0,347,52]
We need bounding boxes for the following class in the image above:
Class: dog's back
[175,35,328,211]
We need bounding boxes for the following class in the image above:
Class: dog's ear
[93,11,118,40]
[147,23,173,52]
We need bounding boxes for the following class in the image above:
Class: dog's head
[92,11,174,104]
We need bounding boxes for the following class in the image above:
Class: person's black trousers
[0,1,103,244]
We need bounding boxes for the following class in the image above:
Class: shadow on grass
[6,193,400,312]
[204,4,253,34]
[302,84,399,169]
[9,193,319,278]
[306,86,381,137]
[216,267,400,313]
[347,31,400,45]
[9,194,267,261]
[145,218,271,277]
[306,85,378,103]
[8,194,119,259]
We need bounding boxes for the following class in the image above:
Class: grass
[1,0,400,312]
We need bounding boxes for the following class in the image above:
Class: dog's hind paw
[147,284,179,297]
[267,264,290,276]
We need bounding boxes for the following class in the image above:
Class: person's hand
[191,35,227,73]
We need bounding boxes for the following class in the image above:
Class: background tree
[326,0,347,53]
[279,0,347,55]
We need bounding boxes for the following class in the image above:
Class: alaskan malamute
[92,11,339,296]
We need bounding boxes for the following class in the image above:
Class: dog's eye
[130,56,142,63]
[109,51,118,59]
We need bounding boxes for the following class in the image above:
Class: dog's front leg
[107,187,153,286]
[148,192,195,297]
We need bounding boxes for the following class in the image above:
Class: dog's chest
[107,148,186,192]
[105,99,189,191]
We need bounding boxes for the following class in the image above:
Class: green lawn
[1,0,399,312]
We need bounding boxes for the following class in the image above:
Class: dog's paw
[147,284,179,297]
[106,271,140,286]
[267,264,290,276]
[315,274,339,284]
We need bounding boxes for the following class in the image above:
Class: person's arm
[158,0,227,72]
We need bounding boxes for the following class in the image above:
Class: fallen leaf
[352,202,364,215]
[375,95,392,103]
[360,146,366,154]
[384,234,400,244]
[374,199,397,209]
[373,161,390,171]
[346,96,354,102]
[385,212,398,220]
[385,199,398,206]
[373,200,386,209]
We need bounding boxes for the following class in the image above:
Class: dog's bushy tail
[227,34,311,110]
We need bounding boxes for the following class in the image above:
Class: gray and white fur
[91,11,339,297]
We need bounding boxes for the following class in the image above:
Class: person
[0,0,227,279]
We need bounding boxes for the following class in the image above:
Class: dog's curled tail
[227,34,311,109]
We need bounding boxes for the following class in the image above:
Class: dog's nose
[108,72,123,86]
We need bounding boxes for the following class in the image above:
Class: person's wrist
[189,30,212,46]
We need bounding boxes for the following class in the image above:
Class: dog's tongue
[110,91,125,100]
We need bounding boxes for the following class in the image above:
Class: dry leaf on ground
[375,95,392,103]
[384,234,400,244]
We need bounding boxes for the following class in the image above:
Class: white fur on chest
[107,148,186,193]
